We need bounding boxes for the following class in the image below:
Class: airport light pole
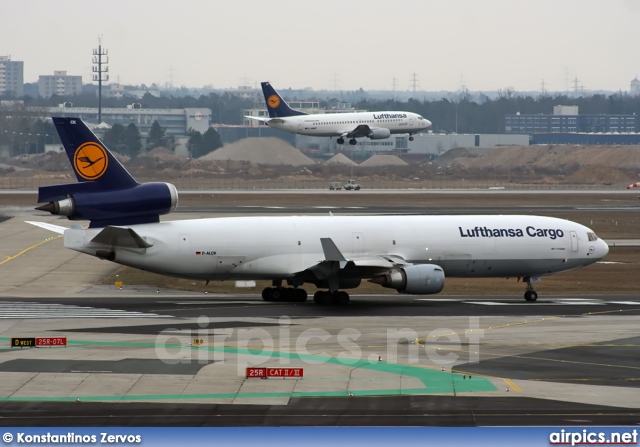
[92,36,109,124]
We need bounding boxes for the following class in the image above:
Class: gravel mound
[201,137,315,166]
[359,154,408,167]
[326,153,357,166]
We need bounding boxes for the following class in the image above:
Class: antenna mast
[92,36,109,124]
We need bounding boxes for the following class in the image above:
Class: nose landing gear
[523,277,538,302]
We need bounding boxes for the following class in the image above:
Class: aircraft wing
[302,238,410,283]
[344,124,372,138]
[350,255,410,269]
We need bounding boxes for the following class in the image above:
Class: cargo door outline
[570,231,578,252]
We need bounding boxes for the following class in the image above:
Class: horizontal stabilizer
[25,221,68,234]
[91,226,153,249]
[243,116,269,122]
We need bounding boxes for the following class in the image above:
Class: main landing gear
[523,277,538,302]
[335,137,358,145]
[262,288,350,305]
[409,135,414,141]
[260,280,351,305]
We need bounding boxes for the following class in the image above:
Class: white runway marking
[462,301,511,306]
[417,297,640,306]
[609,301,640,305]
[0,302,170,319]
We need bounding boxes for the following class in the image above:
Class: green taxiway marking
[0,337,497,401]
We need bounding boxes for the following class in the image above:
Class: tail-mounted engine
[370,264,445,294]
[36,182,178,228]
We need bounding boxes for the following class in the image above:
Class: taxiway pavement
[0,196,639,425]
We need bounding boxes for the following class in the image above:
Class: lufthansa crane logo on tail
[74,142,108,180]
[267,95,281,109]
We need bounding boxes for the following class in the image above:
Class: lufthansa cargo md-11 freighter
[28,117,608,305]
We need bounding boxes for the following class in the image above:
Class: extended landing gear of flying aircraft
[349,139,357,145]
[523,277,538,302]
[261,287,308,303]
[336,137,345,144]
[313,290,350,305]
[409,135,414,141]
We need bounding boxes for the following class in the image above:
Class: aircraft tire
[262,287,274,301]
[524,291,538,302]
[293,288,308,302]
[334,291,349,305]
[271,288,284,301]
[349,139,357,145]
[337,137,345,144]
[313,291,334,305]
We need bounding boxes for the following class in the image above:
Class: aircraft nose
[599,239,610,258]
[424,119,432,128]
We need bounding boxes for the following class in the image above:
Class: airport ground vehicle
[343,179,361,190]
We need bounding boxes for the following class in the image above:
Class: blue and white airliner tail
[261,82,307,118]
[36,117,177,228]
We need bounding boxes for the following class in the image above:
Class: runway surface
[0,292,638,426]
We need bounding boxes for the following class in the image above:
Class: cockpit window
[587,232,598,241]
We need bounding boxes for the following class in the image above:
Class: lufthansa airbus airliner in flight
[245,82,432,145]
[28,118,608,305]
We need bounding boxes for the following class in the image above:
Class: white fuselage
[64,214,608,282]
[265,111,431,138]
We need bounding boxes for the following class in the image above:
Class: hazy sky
[4,0,640,93]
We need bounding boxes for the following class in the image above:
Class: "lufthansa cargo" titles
[459,226,565,240]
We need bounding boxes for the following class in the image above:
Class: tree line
[16,88,640,134]
[3,89,640,158]
[100,121,222,158]
[0,107,223,158]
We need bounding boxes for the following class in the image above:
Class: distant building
[296,133,529,157]
[631,77,640,95]
[103,83,161,99]
[38,71,82,98]
[38,104,211,136]
[505,106,636,134]
[553,105,578,115]
[0,56,24,97]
